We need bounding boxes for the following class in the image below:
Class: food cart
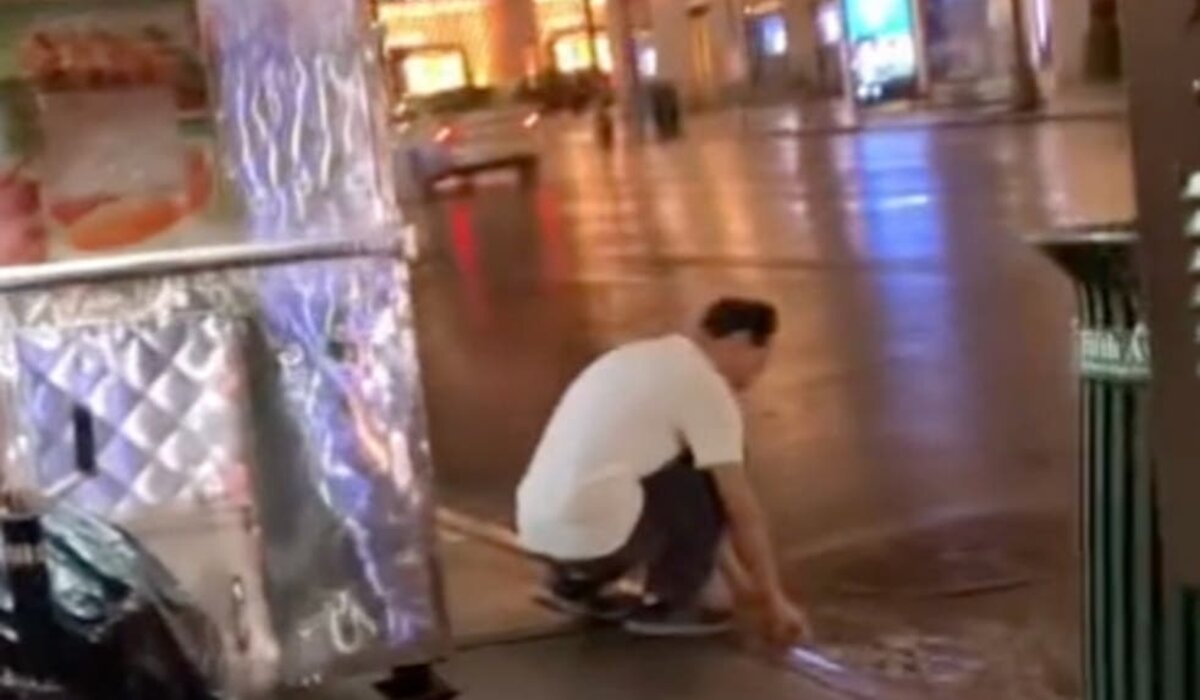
[0,0,448,697]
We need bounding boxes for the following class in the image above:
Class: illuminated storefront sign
[843,0,918,102]
[551,31,611,73]
[401,48,470,94]
[380,1,494,86]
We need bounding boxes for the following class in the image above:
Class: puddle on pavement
[776,614,1078,699]
[814,632,985,686]
[793,511,1070,599]
[772,511,1080,699]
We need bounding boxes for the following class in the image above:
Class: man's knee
[645,466,725,534]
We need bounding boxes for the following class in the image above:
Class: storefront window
[638,44,658,78]
[817,2,842,45]
[923,0,1010,85]
[757,14,788,56]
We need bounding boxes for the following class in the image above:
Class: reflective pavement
[691,86,1125,137]
[415,118,1132,542]
[410,117,1135,697]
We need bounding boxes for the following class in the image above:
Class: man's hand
[763,594,810,647]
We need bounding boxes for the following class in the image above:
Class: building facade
[374,0,1117,107]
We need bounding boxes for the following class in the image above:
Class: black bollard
[2,514,55,685]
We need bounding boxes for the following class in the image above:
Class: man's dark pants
[548,451,727,608]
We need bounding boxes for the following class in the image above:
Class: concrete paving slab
[444,633,847,700]
[440,529,572,648]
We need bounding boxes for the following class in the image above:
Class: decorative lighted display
[401,49,470,95]
[843,0,918,102]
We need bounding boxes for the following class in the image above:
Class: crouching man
[517,298,807,641]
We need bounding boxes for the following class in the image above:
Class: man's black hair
[700,298,778,347]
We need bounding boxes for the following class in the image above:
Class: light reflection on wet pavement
[410,119,1134,697]
[780,510,1079,698]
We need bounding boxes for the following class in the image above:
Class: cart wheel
[375,665,458,700]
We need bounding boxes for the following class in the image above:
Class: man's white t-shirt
[516,334,744,561]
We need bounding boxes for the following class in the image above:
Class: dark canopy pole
[1028,3,1200,698]
[1114,0,1200,697]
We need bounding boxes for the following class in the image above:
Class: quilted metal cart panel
[0,242,446,693]
[15,315,252,517]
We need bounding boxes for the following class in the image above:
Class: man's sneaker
[622,602,733,637]
[535,587,642,622]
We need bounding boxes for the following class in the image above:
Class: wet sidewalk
[301,514,1079,698]
[423,507,1079,700]
[409,114,1132,700]
[690,86,1126,139]
[434,526,842,700]
[296,527,847,700]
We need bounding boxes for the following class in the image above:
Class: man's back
[517,334,741,560]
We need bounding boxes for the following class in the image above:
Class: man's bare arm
[710,462,809,643]
[717,540,756,601]
[710,462,788,604]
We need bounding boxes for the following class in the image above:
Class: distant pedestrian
[593,101,614,150]
[517,298,808,642]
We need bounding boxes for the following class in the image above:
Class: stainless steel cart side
[0,237,448,695]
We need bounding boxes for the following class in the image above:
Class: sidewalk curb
[438,507,526,556]
[438,502,1062,568]
[436,508,586,650]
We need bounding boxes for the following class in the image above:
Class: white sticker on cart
[1077,324,1151,381]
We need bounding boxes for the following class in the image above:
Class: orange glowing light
[381,0,493,88]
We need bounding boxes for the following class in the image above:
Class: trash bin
[646,82,683,141]
[1032,224,1199,700]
